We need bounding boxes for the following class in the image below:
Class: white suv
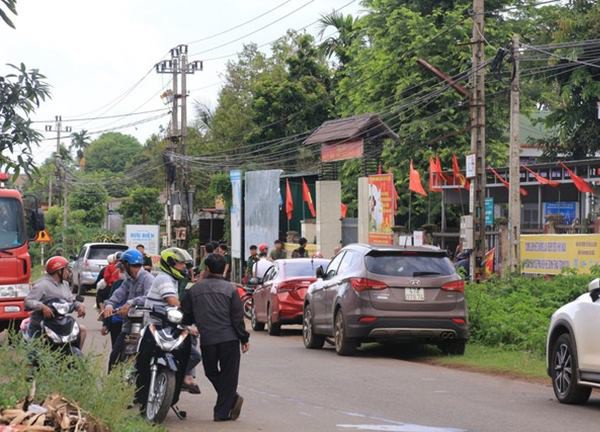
[546,278,600,404]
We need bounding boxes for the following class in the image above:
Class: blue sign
[485,198,494,226]
[543,202,577,224]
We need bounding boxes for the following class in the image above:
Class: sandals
[182,382,201,394]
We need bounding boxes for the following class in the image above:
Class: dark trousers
[201,340,241,420]
[186,335,201,377]
[135,330,191,407]
[109,321,122,348]
[108,330,126,373]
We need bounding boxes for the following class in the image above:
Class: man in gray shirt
[182,253,249,422]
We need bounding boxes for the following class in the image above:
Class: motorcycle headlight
[66,322,80,343]
[150,326,188,351]
[52,302,70,316]
[166,308,183,324]
[43,326,63,344]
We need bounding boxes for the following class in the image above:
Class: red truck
[0,172,45,332]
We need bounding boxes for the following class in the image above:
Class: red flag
[489,167,528,196]
[340,203,348,219]
[484,248,495,276]
[301,178,316,217]
[452,154,470,190]
[522,165,559,187]
[285,179,294,221]
[560,162,594,193]
[429,158,442,192]
[436,156,450,183]
[409,160,427,197]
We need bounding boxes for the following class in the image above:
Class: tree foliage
[119,187,163,225]
[84,132,142,173]
[69,183,108,227]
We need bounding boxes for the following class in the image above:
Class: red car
[251,258,330,336]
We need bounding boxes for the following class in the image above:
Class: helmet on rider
[121,249,144,266]
[160,247,193,280]
[45,256,70,274]
[107,253,115,264]
[258,243,269,254]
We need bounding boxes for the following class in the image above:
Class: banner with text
[521,234,600,275]
[368,173,394,245]
[125,225,160,255]
[230,170,242,259]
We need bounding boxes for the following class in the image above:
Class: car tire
[551,333,592,405]
[251,306,264,332]
[267,305,281,336]
[439,339,466,356]
[303,307,325,349]
[334,310,357,356]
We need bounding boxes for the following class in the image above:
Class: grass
[425,343,548,381]
[30,264,44,281]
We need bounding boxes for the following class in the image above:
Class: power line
[31,107,169,124]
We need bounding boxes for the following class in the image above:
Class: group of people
[245,237,320,279]
[24,244,249,423]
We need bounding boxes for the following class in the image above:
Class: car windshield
[88,245,128,260]
[365,252,455,277]
[0,198,25,250]
[282,260,328,278]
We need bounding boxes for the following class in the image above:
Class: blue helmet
[120,249,144,266]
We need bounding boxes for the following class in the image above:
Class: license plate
[4,306,20,313]
[405,288,425,302]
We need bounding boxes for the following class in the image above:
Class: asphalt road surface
[78,298,599,432]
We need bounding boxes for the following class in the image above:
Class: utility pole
[45,116,71,245]
[508,34,521,273]
[469,0,487,281]
[156,45,202,248]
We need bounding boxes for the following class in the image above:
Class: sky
[1,0,363,165]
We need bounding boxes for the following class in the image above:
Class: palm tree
[70,129,91,170]
[317,11,360,66]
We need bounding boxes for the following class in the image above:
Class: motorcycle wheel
[145,368,176,424]
[243,297,253,320]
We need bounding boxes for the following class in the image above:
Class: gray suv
[71,242,128,294]
[302,244,469,356]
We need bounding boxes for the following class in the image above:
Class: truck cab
[0,173,44,332]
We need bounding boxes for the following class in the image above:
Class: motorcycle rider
[25,256,86,347]
[135,247,193,410]
[252,243,272,280]
[102,249,155,371]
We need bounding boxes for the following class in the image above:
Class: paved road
[79,298,599,432]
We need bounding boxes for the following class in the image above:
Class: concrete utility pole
[508,34,521,273]
[45,115,71,245]
[156,45,202,248]
[469,0,487,281]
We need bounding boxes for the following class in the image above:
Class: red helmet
[45,256,70,274]
[258,243,269,253]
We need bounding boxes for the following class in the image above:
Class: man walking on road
[182,253,249,422]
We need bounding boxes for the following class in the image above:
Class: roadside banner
[521,234,600,275]
[230,170,242,259]
[125,225,160,255]
[368,173,394,245]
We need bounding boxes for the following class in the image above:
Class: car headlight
[0,284,31,298]
[166,308,183,324]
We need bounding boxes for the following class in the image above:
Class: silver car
[71,243,128,294]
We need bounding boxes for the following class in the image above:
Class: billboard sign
[521,234,600,275]
[368,173,395,245]
[230,170,242,259]
[125,225,160,255]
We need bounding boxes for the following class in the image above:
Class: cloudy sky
[1,0,363,165]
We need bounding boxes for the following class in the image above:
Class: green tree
[0,63,50,175]
[70,129,91,169]
[318,11,360,66]
[84,132,142,173]
[119,187,163,225]
[69,183,108,226]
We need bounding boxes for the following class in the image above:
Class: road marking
[337,424,466,432]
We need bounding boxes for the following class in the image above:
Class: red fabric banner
[301,178,316,217]
[285,179,294,221]
[522,165,559,187]
[489,167,528,196]
[452,154,470,190]
[409,160,427,196]
[559,162,594,193]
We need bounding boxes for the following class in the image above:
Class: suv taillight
[350,278,388,293]
[441,280,465,293]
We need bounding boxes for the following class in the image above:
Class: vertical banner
[368,173,394,245]
[230,170,242,259]
[244,170,282,260]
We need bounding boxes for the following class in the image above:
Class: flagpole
[427,192,431,224]
[408,192,412,232]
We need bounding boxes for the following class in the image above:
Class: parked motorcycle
[22,296,84,357]
[237,283,254,320]
[139,305,190,424]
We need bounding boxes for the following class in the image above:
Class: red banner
[321,139,364,162]
[368,173,395,245]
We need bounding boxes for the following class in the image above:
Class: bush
[0,334,163,432]
[466,273,594,355]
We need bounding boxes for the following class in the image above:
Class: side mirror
[35,209,45,231]
[588,278,600,302]
[70,255,78,261]
[248,278,258,286]
[316,265,325,279]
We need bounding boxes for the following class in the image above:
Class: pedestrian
[291,237,309,258]
[253,243,272,280]
[269,239,287,261]
[182,253,249,422]
[244,245,259,281]
[197,242,216,280]
[136,244,153,272]
[218,243,231,280]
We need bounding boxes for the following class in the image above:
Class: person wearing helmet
[258,243,269,258]
[102,249,155,371]
[135,247,194,410]
[252,243,273,280]
[25,256,87,346]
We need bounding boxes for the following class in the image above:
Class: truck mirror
[35,209,45,231]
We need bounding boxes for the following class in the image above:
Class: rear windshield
[282,260,329,278]
[365,253,455,277]
[88,245,128,260]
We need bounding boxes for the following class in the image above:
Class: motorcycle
[22,296,84,357]
[139,304,190,424]
[237,283,254,320]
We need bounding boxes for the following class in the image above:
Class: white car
[546,278,600,404]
